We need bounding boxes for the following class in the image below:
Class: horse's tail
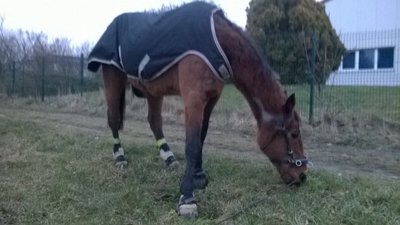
[102,64,127,131]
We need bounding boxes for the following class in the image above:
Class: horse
[90,2,308,219]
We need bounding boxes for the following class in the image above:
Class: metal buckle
[288,158,307,167]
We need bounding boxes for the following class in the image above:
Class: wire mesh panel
[0,56,99,99]
[317,29,400,124]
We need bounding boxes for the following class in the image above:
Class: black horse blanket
[87,1,232,81]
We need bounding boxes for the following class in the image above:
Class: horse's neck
[233,66,285,126]
[215,17,285,125]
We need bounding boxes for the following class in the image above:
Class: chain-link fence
[0,54,99,100]
[287,29,400,124]
[1,30,399,124]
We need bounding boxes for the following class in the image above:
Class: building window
[378,47,394,69]
[359,49,375,69]
[342,51,356,69]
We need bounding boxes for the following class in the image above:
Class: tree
[246,0,345,85]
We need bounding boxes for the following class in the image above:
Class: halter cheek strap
[282,132,309,167]
[262,129,309,167]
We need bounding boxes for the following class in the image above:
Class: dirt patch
[1,103,399,180]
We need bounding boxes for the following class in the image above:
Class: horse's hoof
[178,194,197,219]
[115,161,127,169]
[114,155,128,169]
[165,156,179,169]
[193,172,208,190]
[178,203,198,219]
[168,160,180,169]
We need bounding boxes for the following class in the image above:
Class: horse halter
[261,125,309,167]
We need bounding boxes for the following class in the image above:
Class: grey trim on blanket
[210,8,233,79]
[127,50,225,82]
[87,57,124,72]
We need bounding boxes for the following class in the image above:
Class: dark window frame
[377,47,394,69]
[359,48,375,70]
[342,51,356,69]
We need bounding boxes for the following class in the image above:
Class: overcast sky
[0,0,250,45]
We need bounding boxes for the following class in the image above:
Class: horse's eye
[291,132,299,139]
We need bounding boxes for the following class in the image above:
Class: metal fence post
[309,33,318,123]
[80,53,84,97]
[41,57,45,102]
[21,62,25,96]
[12,61,16,96]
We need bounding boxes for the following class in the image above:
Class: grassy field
[1,116,400,225]
[1,88,400,224]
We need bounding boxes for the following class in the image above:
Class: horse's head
[257,94,308,186]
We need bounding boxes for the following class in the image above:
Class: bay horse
[98,7,308,219]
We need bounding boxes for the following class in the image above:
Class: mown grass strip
[1,116,399,225]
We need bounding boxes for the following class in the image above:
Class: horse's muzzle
[287,173,307,187]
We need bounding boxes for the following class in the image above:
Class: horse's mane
[145,1,218,15]
[215,11,279,81]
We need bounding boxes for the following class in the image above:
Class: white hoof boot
[178,195,198,219]
[113,146,127,168]
[160,150,179,168]
[178,203,198,219]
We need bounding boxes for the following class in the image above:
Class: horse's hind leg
[102,65,128,168]
[147,96,178,167]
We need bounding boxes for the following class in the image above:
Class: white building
[324,0,400,86]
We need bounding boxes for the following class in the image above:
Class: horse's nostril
[286,173,307,187]
[300,173,307,183]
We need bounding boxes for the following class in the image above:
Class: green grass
[1,116,400,225]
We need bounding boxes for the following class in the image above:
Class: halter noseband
[261,127,309,167]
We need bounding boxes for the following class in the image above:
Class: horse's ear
[283,93,296,114]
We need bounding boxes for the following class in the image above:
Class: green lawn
[1,115,399,225]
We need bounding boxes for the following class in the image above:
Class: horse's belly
[129,71,181,97]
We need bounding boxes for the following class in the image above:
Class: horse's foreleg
[102,65,128,168]
[200,95,220,147]
[146,96,178,167]
[178,95,207,218]
[192,95,220,190]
